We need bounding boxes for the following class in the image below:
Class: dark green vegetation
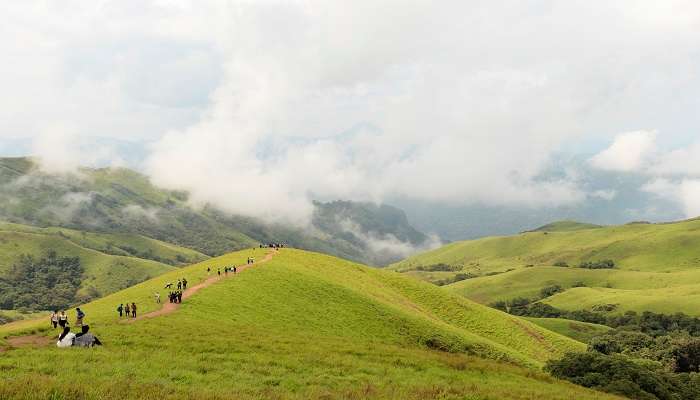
[546,352,700,400]
[0,157,431,266]
[0,251,82,311]
[0,249,620,400]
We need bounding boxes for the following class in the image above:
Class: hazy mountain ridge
[0,157,430,266]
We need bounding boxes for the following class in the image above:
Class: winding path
[127,250,277,322]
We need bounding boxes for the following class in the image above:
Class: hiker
[74,325,102,347]
[224,267,229,276]
[50,311,59,328]
[117,304,124,318]
[177,291,182,303]
[207,267,211,276]
[217,268,221,276]
[155,292,160,304]
[131,303,137,318]
[125,303,130,317]
[57,326,76,348]
[58,311,68,328]
[233,266,237,274]
[182,278,188,290]
[177,279,182,290]
[75,308,85,327]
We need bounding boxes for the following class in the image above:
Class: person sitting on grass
[57,326,76,348]
[73,325,103,347]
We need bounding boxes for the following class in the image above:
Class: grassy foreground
[0,249,619,399]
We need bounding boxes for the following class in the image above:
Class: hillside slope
[394,218,700,316]
[0,221,208,306]
[0,157,431,265]
[0,249,620,400]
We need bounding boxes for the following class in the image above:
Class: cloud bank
[0,1,699,224]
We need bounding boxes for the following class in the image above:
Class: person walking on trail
[124,303,130,317]
[224,267,228,276]
[177,279,182,290]
[50,311,59,329]
[233,266,237,274]
[58,311,68,328]
[207,267,211,276]
[75,308,85,327]
[131,302,137,318]
[155,292,160,304]
[182,278,188,290]
[117,304,124,318]
[177,291,182,303]
[217,268,221,277]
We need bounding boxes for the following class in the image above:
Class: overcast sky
[1,1,699,224]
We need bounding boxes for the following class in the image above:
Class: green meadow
[393,219,700,316]
[0,221,208,298]
[523,317,611,343]
[0,249,620,400]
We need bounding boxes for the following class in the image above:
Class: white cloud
[589,131,657,172]
[590,190,617,201]
[680,180,700,218]
[1,1,700,224]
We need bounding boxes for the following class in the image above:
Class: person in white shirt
[57,327,75,348]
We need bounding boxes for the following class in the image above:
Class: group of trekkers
[168,290,183,303]
[50,308,85,329]
[51,308,102,348]
[260,243,284,249]
[117,302,138,318]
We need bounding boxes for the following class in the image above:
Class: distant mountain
[0,157,429,267]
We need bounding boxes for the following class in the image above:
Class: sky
[1,1,699,226]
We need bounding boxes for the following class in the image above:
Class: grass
[0,249,621,400]
[523,318,611,343]
[393,218,700,316]
[0,221,208,298]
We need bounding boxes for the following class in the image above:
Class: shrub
[579,259,616,269]
[540,285,564,298]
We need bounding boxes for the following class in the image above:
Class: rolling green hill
[393,218,700,316]
[0,221,208,305]
[528,220,603,232]
[0,157,431,266]
[524,317,611,343]
[0,248,620,400]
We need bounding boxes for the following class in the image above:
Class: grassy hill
[528,220,603,232]
[524,317,611,343]
[0,249,620,399]
[393,218,700,316]
[0,157,431,266]
[0,221,208,304]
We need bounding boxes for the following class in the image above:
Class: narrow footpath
[128,250,277,322]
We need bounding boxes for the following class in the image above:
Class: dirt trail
[128,250,277,322]
[0,334,54,352]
